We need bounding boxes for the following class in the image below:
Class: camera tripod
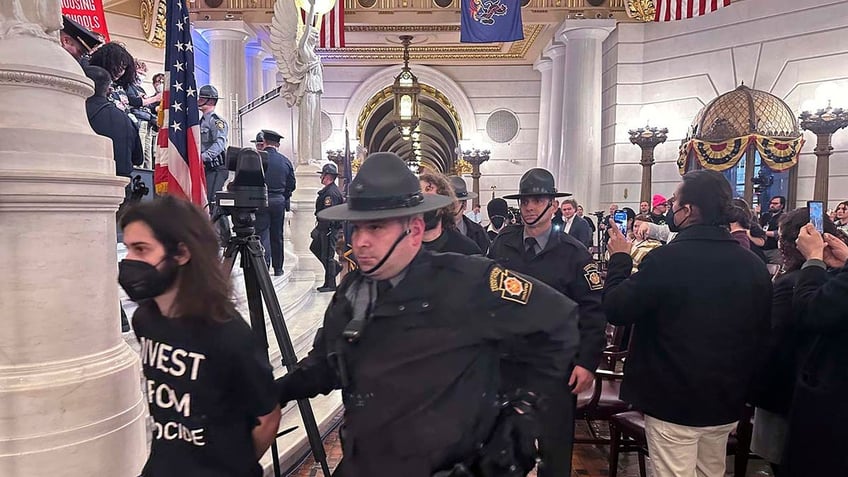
[220,208,331,477]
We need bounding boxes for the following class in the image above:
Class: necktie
[524,237,538,261]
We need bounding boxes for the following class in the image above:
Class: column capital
[543,42,567,59]
[245,42,267,58]
[262,56,278,70]
[198,21,250,42]
[557,19,616,42]
[533,56,553,72]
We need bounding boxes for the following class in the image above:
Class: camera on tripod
[213,146,270,212]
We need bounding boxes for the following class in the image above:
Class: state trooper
[276,152,580,477]
[254,129,295,276]
[310,162,345,292]
[488,168,607,477]
[198,84,230,243]
[449,175,491,254]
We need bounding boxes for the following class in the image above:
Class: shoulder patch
[324,196,333,207]
[583,263,603,291]
[489,266,533,305]
[215,119,225,130]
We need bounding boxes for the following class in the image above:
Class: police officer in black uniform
[254,129,295,276]
[488,168,606,477]
[450,176,491,254]
[61,16,102,67]
[276,152,580,477]
[310,163,345,292]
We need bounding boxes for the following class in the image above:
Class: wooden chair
[607,406,756,477]
[574,325,633,446]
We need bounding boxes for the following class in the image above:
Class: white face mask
[138,74,146,82]
[155,84,163,93]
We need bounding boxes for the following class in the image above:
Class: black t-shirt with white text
[133,302,277,477]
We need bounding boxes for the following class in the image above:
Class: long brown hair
[120,196,236,324]
[778,208,848,273]
[419,171,459,230]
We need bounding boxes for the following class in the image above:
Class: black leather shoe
[317,286,336,293]
[274,269,284,276]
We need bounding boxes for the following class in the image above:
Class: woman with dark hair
[89,43,161,119]
[418,171,482,254]
[119,196,281,476]
[834,200,848,234]
[749,208,848,475]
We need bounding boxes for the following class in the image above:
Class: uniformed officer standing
[276,152,580,477]
[488,168,606,477]
[198,84,230,243]
[254,129,295,276]
[60,16,102,67]
[449,176,491,253]
[249,131,265,151]
[310,163,345,292]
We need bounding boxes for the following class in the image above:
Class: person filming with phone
[603,170,772,477]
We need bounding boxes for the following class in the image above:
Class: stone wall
[602,0,848,210]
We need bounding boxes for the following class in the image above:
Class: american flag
[318,1,345,48]
[154,0,207,207]
[655,0,731,21]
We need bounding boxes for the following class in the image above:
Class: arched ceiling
[363,96,459,174]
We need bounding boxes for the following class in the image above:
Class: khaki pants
[645,415,737,477]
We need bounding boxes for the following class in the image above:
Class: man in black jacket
[254,129,296,276]
[604,169,772,477]
[84,66,143,178]
[760,195,786,265]
[488,168,606,477]
[310,163,345,291]
[449,175,491,253]
[276,152,579,477]
[561,198,593,249]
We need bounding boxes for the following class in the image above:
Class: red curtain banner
[62,0,110,43]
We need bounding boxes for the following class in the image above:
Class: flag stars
[173,81,184,92]
[171,121,182,132]
[176,21,184,31]
[174,61,185,72]
[185,42,193,52]
[172,101,183,112]
[186,86,196,97]
[174,41,184,51]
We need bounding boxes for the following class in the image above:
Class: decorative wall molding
[0,70,92,97]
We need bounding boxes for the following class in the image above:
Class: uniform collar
[523,224,553,251]
[672,224,736,243]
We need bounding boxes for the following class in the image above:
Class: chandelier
[392,35,421,139]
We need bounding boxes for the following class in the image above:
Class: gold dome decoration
[678,85,805,175]
[689,84,801,142]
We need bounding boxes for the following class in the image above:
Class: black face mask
[423,210,441,231]
[118,258,179,302]
[491,215,506,229]
[667,206,688,233]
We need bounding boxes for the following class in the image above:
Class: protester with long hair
[749,209,847,476]
[119,196,280,476]
[418,171,482,254]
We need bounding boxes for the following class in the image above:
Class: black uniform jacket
[277,251,579,477]
[603,225,772,427]
[488,225,606,372]
[462,215,491,253]
[86,96,143,177]
[423,228,482,255]
[264,147,296,205]
[315,182,344,231]
[783,263,848,474]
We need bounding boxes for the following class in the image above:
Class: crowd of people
[64,11,846,477]
[113,138,848,476]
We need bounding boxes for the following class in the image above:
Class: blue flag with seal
[460,0,524,43]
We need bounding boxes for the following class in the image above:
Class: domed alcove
[678,85,804,207]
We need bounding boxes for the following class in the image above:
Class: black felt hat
[503,168,571,199]
[318,163,339,176]
[62,15,102,53]
[261,129,284,143]
[249,131,264,143]
[448,175,477,200]
[317,152,453,221]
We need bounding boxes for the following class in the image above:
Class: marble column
[533,56,553,169]
[201,25,248,143]
[245,43,266,102]
[544,43,566,180]
[262,57,279,94]
[0,3,146,476]
[289,164,324,275]
[558,20,615,212]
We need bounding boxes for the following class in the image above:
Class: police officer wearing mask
[488,168,606,477]
[276,152,580,477]
[311,163,345,292]
[254,129,295,276]
[449,176,491,254]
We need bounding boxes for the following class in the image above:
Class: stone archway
[343,64,477,142]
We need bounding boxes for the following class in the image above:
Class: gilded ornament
[454,158,473,175]
[626,0,655,22]
[141,0,167,48]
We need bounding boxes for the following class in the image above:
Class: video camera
[213,146,269,211]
